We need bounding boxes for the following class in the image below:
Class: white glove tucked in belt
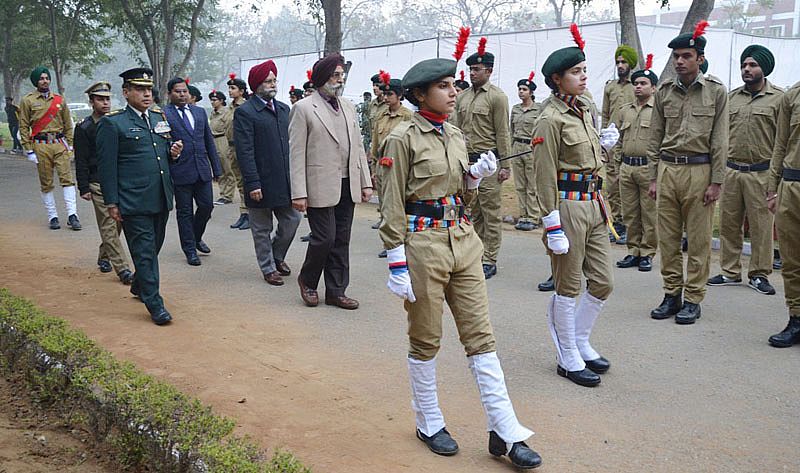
[386,244,416,302]
[542,210,569,254]
[599,123,619,150]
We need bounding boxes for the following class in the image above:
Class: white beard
[323,83,343,97]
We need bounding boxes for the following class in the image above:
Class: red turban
[311,53,345,88]
[248,60,277,92]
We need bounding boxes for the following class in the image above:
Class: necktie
[266,100,274,112]
[179,107,193,131]
[141,112,150,130]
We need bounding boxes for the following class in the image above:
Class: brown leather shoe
[263,271,284,286]
[325,295,359,310]
[298,277,319,307]
[275,260,291,276]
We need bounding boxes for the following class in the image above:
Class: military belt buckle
[675,155,689,165]
[586,180,598,193]
[442,204,458,221]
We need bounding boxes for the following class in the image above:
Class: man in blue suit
[164,77,222,266]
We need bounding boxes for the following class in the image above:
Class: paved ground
[0,153,798,472]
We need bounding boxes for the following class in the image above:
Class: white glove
[26,151,38,164]
[542,210,569,254]
[599,123,619,150]
[469,150,497,178]
[386,244,416,302]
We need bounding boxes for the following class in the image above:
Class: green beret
[371,73,381,84]
[517,78,536,91]
[700,59,709,74]
[615,45,638,68]
[30,66,50,87]
[542,47,586,79]
[668,32,707,54]
[740,44,774,76]
[466,51,495,67]
[380,78,404,96]
[402,59,457,90]
[631,69,658,86]
[188,85,202,102]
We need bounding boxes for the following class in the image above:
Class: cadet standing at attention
[767,80,800,347]
[534,24,613,388]
[453,37,512,280]
[707,45,782,296]
[647,21,728,325]
[226,73,251,230]
[379,57,541,469]
[209,89,235,206]
[96,68,183,326]
[510,71,542,231]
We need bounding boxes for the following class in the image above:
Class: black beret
[290,88,304,98]
[371,73,381,84]
[302,80,315,91]
[188,85,202,102]
[542,47,585,79]
[454,80,470,90]
[631,69,659,86]
[517,79,537,91]
[465,51,495,67]
[668,32,707,54]
[208,90,226,102]
[402,58,457,91]
[380,78,404,96]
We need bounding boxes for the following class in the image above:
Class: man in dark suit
[97,68,183,325]
[164,77,222,266]
[235,60,301,286]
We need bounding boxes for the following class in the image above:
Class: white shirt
[176,104,195,129]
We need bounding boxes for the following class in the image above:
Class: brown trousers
[776,181,800,317]
[34,142,74,192]
[620,163,657,258]
[89,182,130,274]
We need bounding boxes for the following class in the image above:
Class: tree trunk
[619,0,642,68]
[321,0,342,55]
[660,0,716,80]
[46,2,65,95]
[549,0,564,27]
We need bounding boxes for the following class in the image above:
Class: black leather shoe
[488,431,542,469]
[556,365,601,387]
[238,213,250,230]
[300,232,312,242]
[416,428,459,456]
[483,263,497,280]
[97,259,113,273]
[230,213,247,229]
[149,307,172,326]
[187,254,202,266]
[377,249,387,258]
[371,218,382,230]
[49,217,60,230]
[118,269,134,285]
[651,293,682,320]
[67,214,82,231]
[675,302,701,325]
[584,356,610,374]
[614,231,627,245]
[616,255,640,268]
[638,256,652,272]
[768,317,800,347]
[537,276,555,292]
[196,240,211,254]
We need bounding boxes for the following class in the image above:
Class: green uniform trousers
[34,142,74,192]
[776,181,800,317]
[123,211,169,312]
[471,172,503,265]
[719,168,773,279]
[214,136,236,201]
[547,199,614,300]
[620,163,657,258]
[405,223,496,361]
[511,142,540,224]
[656,162,714,304]
[89,182,130,274]
[228,146,246,213]
[605,155,623,224]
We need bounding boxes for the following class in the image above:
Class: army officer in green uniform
[97,68,183,326]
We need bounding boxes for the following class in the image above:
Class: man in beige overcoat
[290,53,373,310]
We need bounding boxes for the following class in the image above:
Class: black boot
[675,302,701,325]
[651,293,682,320]
[416,428,459,456]
[616,255,640,268]
[238,213,250,230]
[768,317,800,348]
[537,275,555,292]
[556,365,601,387]
[488,431,542,469]
[230,213,247,229]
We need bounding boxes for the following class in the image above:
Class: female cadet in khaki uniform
[511,72,543,231]
[377,58,542,470]
[533,24,614,388]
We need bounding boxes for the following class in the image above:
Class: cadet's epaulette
[107,109,123,116]
[387,120,415,140]
[705,74,724,85]
[605,79,613,85]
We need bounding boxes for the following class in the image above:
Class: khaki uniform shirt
[532,96,603,214]
[378,113,472,249]
[453,82,511,168]
[225,96,245,143]
[646,74,729,183]
[368,97,387,122]
[510,102,542,141]
[19,91,73,150]
[602,78,634,127]
[371,105,413,158]
[209,107,229,136]
[728,80,783,165]
[769,81,800,192]
[615,97,655,161]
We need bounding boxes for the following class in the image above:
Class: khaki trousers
[89,182,130,274]
[620,163,657,258]
[405,223,496,361]
[546,199,614,300]
[656,162,714,304]
[511,142,540,224]
[719,168,773,279]
[776,181,800,317]
[471,172,503,265]
[605,154,623,224]
[34,142,74,192]
[214,136,236,201]
[228,146,246,213]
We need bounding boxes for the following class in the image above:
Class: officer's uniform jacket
[728,80,783,166]
[769,81,800,192]
[453,82,511,167]
[18,91,73,149]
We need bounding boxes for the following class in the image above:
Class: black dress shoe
[149,307,172,326]
[371,218,382,230]
[537,276,555,292]
[118,269,134,285]
[187,254,202,266]
[377,249,387,258]
[556,365,601,387]
[651,293,682,320]
[675,302,701,325]
[275,260,291,276]
[230,213,247,229]
[584,356,610,374]
[195,240,211,254]
[616,255,640,268]
[238,213,250,230]
[638,256,652,272]
[300,232,312,242]
[488,431,542,469]
[97,259,113,273]
[614,231,627,245]
[49,217,60,230]
[416,428,459,456]
[768,317,800,347]
[67,214,82,231]
[483,263,497,280]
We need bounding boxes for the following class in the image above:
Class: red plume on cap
[228,73,236,80]
[528,71,535,82]
[185,77,191,84]
[459,70,465,81]
[211,88,216,93]
[290,85,295,92]
[692,20,709,40]
[453,26,471,62]
[570,23,585,50]
[477,37,487,57]
[379,70,391,87]
[645,53,654,71]
[306,69,312,80]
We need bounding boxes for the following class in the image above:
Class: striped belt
[557,172,601,201]
[727,161,769,172]
[406,195,468,232]
[623,156,648,166]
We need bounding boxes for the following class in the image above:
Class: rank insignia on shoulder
[379,156,393,167]
[108,109,123,116]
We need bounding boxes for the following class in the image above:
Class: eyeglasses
[331,72,346,79]
[262,78,278,85]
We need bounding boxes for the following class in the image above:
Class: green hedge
[0,288,310,473]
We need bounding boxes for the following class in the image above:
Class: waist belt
[33,132,65,144]
[783,168,800,182]
[213,133,225,138]
[468,148,498,164]
[513,137,531,145]
[557,173,603,193]
[623,156,648,166]
[405,202,465,221]
[661,154,710,165]
[727,161,769,172]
